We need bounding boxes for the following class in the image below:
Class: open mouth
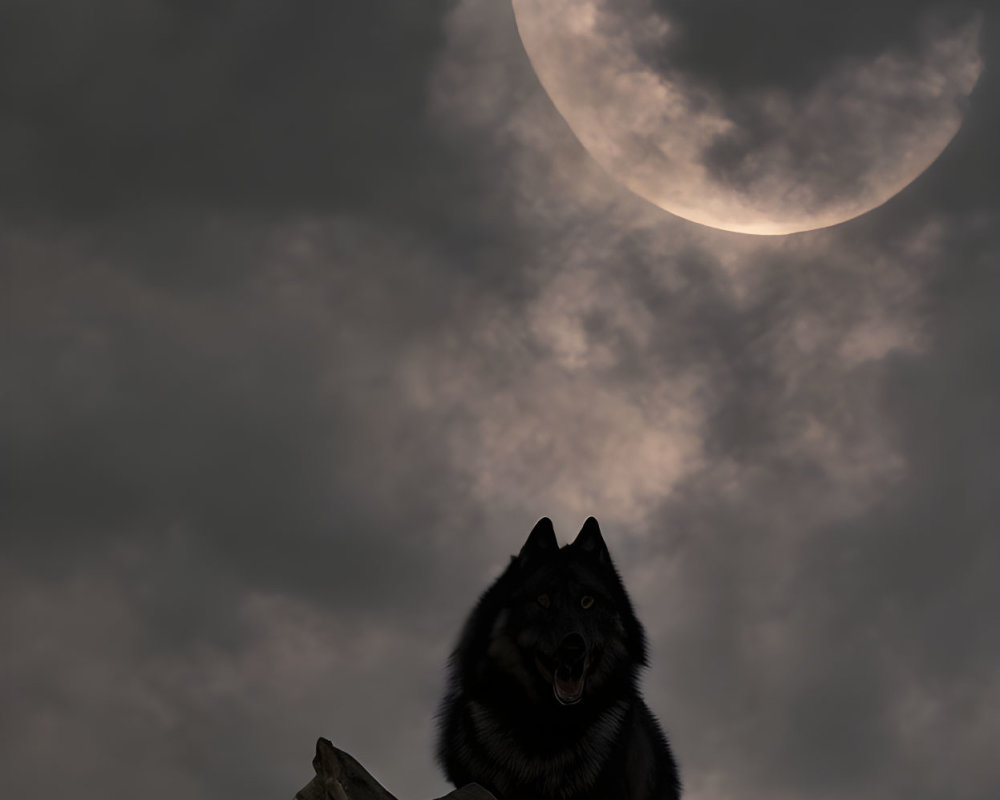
[537,634,589,705]
[552,660,587,705]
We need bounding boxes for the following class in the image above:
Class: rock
[294,738,496,800]
[432,786,496,800]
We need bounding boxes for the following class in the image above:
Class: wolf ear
[517,517,558,568]
[573,517,611,565]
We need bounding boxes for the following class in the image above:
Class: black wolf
[436,517,681,800]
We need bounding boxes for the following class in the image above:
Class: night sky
[1,2,997,800]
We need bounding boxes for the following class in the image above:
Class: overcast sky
[1,2,997,800]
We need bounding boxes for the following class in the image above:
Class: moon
[511,0,983,235]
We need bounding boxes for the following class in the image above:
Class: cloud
[0,216,482,610]
[0,561,457,799]
[0,0,457,219]
[643,0,984,96]
[698,14,983,211]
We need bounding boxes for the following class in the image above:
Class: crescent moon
[511,1,983,235]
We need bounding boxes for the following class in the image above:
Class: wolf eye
[537,594,551,608]
[581,595,595,609]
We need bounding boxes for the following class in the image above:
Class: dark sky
[1,2,997,799]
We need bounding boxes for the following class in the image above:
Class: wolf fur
[436,517,681,800]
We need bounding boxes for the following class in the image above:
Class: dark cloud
[0,218,500,634]
[913,7,1000,214]
[0,212,497,798]
[640,218,1000,800]
[617,1,997,217]
[0,0,461,221]
[646,0,984,95]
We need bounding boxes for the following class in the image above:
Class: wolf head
[456,517,648,711]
